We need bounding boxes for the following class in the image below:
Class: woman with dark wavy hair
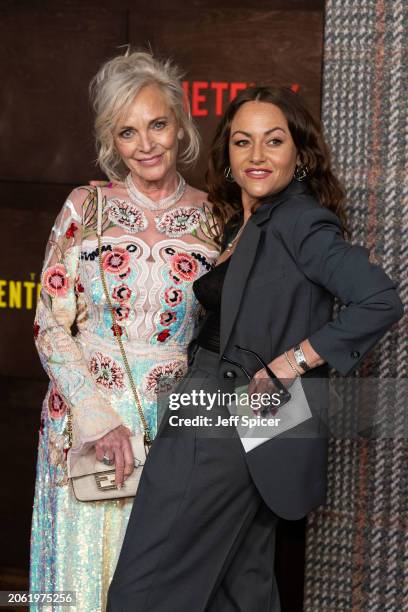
[108,87,403,611]
[207,85,349,243]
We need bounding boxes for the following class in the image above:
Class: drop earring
[224,166,235,183]
[294,164,309,182]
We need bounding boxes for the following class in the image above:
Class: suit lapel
[219,180,309,356]
[220,219,261,356]
[253,180,310,226]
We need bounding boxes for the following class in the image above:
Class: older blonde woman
[30,50,218,611]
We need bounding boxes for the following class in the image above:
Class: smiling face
[114,83,184,189]
[228,101,299,208]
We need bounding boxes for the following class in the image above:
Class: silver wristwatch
[293,344,310,371]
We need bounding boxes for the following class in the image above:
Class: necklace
[125,172,186,211]
[224,223,246,253]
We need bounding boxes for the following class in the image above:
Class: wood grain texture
[0,183,74,379]
[0,7,127,183]
[0,376,48,568]
[0,202,57,378]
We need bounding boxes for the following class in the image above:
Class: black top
[192,257,231,353]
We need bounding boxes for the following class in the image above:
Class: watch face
[294,346,309,370]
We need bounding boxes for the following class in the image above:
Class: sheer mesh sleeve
[34,188,123,455]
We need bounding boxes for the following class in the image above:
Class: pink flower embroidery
[89,352,124,390]
[155,207,203,237]
[144,360,186,397]
[112,284,132,302]
[43,264,69,297]
[48,388,68,420]
[102,248,130,275]
[170,253,198,282]
[160,311,177,326]
[164,287,183,306]
[114,305,130,321]
[107,199,148,233]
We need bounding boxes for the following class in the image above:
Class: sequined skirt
[30,336,188,612]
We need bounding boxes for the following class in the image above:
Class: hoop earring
[224,166,235,183]
[294,164,309,182]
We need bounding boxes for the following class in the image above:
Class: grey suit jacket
[212,180,404,520]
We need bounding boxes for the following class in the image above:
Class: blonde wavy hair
[89,49,200,182]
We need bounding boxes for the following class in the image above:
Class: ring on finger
[102,454,114,466]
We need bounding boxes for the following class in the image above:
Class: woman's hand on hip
[95,425,134,488]
[248,353,299,397]
[248,342,324,396]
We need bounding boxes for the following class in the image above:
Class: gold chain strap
[97,233,152,447]
[95,190,152,449]
[62,190,153,463]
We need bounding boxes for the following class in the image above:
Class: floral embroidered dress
[30,175,219,611]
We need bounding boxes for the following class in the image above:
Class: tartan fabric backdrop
[304,1,407,610]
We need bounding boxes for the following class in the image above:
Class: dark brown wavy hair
[206,86,349,244]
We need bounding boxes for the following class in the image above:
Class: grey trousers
[107,347,281,612]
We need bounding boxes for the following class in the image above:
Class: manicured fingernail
[107,182,113,188]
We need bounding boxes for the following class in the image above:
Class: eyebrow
[231,127,287,137]
[117,116,169,131]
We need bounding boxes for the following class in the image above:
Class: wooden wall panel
[0,203,59,378]
[0,376,48,568]
[0,7,127,184]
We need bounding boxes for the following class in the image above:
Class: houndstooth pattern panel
[304,1,407,610]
